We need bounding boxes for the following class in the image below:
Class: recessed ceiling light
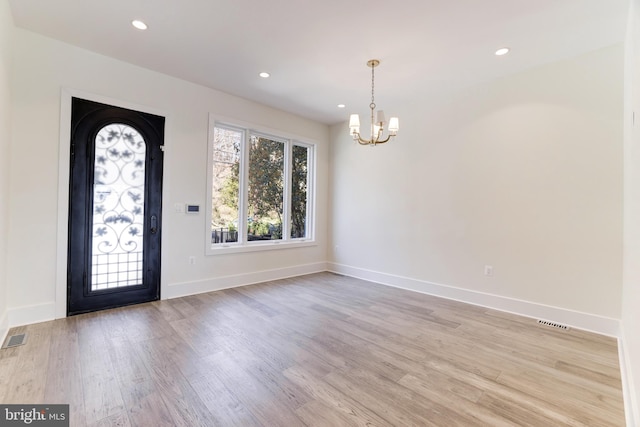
[337,104,346,109]
[132,20,148,30]
[495,47,510,56]
[259,72,270,78]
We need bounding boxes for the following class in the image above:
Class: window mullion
[283,140,292,241]
[308,144,314,239]
[238,130,250,244]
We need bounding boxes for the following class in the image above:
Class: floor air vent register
[2,333,27,349]
[537,319,570,330]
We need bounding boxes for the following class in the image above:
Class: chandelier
[349,59,399,145]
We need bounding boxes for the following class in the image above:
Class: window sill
[206,239,316,256]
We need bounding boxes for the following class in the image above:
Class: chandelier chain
[370,63,376,110]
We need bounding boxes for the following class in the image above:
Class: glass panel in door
[91,123,146,290]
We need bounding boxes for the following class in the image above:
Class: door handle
[150,215,158,234]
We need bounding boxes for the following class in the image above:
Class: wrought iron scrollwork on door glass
[91,124,146,290]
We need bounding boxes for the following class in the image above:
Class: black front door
[67,97,164,315]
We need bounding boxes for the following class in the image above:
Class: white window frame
[205,114,316,255]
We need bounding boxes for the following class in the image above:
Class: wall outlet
[484,265,494,277]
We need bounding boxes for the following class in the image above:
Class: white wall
[623,0,640,423]
[7,29,329,324]
[330,44,624,334]
[0,0,13,342]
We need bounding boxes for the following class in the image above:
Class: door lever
[150,215,158,234]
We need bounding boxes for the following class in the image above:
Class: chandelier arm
[374,134,392,144]
[353,132,392,145]
[353,132,371,145]
[354,132,371,145]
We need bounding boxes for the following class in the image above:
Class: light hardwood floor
[0,272,626,426]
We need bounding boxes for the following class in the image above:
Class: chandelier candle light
[349,59,399,145]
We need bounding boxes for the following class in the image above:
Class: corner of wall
[7,302,56,329]
[0,309,8,346]
[622,0,640,424]
[0,0,14,348]
[620,326,639,427]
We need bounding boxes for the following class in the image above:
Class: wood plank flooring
[0,272,626,426]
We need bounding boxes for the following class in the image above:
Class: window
[210,126,241,244]
[290,144,309,238]
[206,117,315,253]
[247,134,284,240]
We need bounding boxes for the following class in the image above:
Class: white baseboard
[6,262,622,337]
[619,328,639,427]
[7,302,56,328]
[0,309,8,346]
[328,262,621,337]
[5,263,328,325]
[164,261,328,299]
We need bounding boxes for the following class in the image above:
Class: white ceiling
[8,0,629,125]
